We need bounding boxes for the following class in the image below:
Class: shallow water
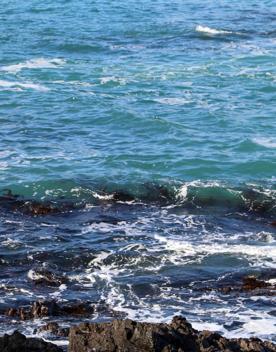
[0,0,275,346]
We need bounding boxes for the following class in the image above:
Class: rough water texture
[0,0,275,349]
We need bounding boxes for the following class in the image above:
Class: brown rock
[5,300,95,320]
[68,316,276,352]
[242,276,270,291]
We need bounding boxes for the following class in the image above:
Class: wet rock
[5,300,95,320]
[61,302,95,316]
[219,275,276,296]
[68,316,276,352]
[37,322,69,337]
[0,190,76,216]
[112,191,135,202]
[28,268,68,287]
[0,330,62,352]
[5,301,61,320]
[198,330,276,352]
[242,276,270,291]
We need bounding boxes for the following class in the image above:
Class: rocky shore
[1,315,276,352]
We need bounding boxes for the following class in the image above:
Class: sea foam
[1,58,65,74]
[0,80,49,91]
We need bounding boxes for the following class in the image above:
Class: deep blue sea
[0,0,275,347]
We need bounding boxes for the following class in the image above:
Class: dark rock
[37,322,69,337]
[0,330,62,352]
[61,302,95,316]
[112,191,135,202]
[68,316,276,352]
[28,268,67,287]
[219,275,275,296]
[0,190,76,216]
[5,300,95,320]
[242,276,270,291]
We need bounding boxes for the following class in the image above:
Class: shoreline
[1,315,276,352]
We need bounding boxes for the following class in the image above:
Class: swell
[0,179,275,218]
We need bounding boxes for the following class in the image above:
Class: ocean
[0,0,275,346]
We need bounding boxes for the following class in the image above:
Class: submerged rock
[0,330,62,352]
[28,268,68,287]
[5,300,95,320]
[37,322,69,337]
[0,189,76,216]
[219,275,276,296]
[68,316,276,352]
[242,276,271,291]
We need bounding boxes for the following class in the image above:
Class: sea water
[0,0,275,345]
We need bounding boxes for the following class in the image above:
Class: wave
[195,25,239,36]
[1,58,65,74]
[0,80,49,92]
[252,138,276,149]
[0,180,275,217]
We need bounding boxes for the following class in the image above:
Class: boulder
[0,330,62,352]
[69,316,276,352]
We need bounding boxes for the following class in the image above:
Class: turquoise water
[0,0,275,346]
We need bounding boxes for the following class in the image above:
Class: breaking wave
[195,25,241,36]
[1,58,65,74]
[1,179,275,217]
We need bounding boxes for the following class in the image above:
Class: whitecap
[100,76,126,85]
[0,80,49,92]
[1,238,22,249]
[195,25,235,36]
[1,58,65,74]
[252,137,276,148]
[154,98,192,105]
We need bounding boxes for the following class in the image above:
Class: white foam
[1,58,65,74]
[252,137,276,148]
[177,185,188,200]
[154,97,192,105]
[100,76,126,85]
[154,234,276,267]
[27,269,44,281]
[195,25,234,36]
[1,238,22,249]
[0,80,49,92]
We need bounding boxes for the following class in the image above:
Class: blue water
[0,0,275,346]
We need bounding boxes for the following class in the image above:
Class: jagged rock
[0,330,62,352]
[218,275,276,296]
[5,300,95,320]
[37,322,69,337]
[68,316,276,352]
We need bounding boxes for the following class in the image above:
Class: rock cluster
[1,315,276,352]
[68,316,276,352]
